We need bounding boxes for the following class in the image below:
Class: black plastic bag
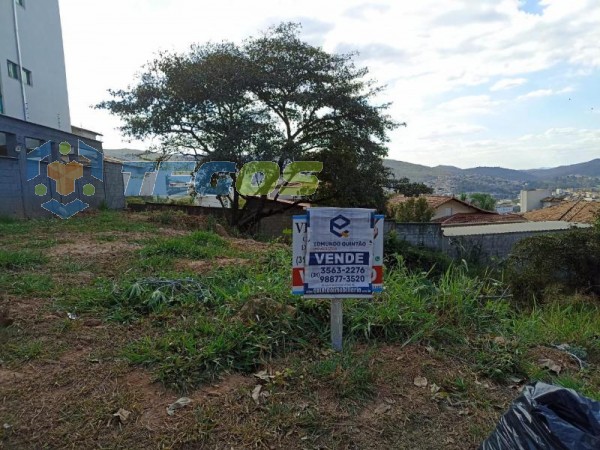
[480,382,600,450]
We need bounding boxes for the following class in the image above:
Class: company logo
[330,214,350,238]
[27,140,103,219]
[121,160,323,198]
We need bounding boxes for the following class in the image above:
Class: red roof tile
[387,195,493,213]
[523,200,600,224]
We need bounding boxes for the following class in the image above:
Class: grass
[2,211,600,448]
[94,251,599,393]
[310,349,376,401]
[141,230,232,260]
[0,210,156,240]
[2,340,44,362]
[0,250,48,270]
[0,273,55,296]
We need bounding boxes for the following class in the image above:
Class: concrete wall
[442,231,568,262]
[0,114,124,218]
[0,0,71,130]
[389,222,444,248]
[386,220,573,262]
[521,189,551,213]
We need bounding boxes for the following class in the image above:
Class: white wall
[0,0,71,131]
[520,189,551,213]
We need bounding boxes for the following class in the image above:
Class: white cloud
[57,0,600,168]
[517,86,574,100]
[436,95,501,116]
[389,126,600,169]
[490,78,527,91]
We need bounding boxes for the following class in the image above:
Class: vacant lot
[1,211,600,449]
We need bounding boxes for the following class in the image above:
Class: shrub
[506,228,600,304]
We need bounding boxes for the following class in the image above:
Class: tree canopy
[387,177,433,197]
[393,197,434,223]
[468,193,497,211]
[98,23,398,228]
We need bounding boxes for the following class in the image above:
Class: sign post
[330,298,343,351]
[292,208,384,351]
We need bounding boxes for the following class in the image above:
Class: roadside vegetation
[1,210,600,448]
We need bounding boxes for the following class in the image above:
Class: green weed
[141,231,230,260]
[0,250,48,270]
[0,273,54,296]
[0,340,44,363]
[310,349,376,401]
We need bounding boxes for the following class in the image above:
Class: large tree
[98,23,398,229]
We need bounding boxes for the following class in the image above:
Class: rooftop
[387,195,493,213]
[523,200,600,224]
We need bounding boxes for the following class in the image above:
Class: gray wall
[0,0,71,131]
[386,221,572,262]
[0,114,124,218]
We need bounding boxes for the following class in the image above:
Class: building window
[7,61,19,80]
[22,68,32,86]
[25,137,44,152]
[0,133,8,156]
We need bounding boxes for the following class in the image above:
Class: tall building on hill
[0,0,71,131]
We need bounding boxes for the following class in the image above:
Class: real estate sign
[292,208,384,298]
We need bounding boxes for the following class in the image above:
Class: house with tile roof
[387,195,528,225]
[522,200,600,224]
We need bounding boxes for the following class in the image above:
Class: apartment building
[0,0,71,131]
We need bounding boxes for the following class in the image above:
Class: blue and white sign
[303,208,375,298]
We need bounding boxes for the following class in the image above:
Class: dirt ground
[0,216,526,449]
[0,293,520,449]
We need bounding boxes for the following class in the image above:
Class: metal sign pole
[293,210,384,353]
[331,298,343,351]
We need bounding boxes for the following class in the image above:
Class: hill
[383,158,600,197]
[526,158,600,178]
[463,167,538,182]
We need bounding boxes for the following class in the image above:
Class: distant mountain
[463,167,539,182]
[382,159,445,180]
[383,158,600,197]
[526,158,600,178]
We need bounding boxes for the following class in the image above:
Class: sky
[59,0,600,169]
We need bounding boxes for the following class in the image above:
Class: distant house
[388,195,481,219]
[523,200,600,224]
[387,194,527,225]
